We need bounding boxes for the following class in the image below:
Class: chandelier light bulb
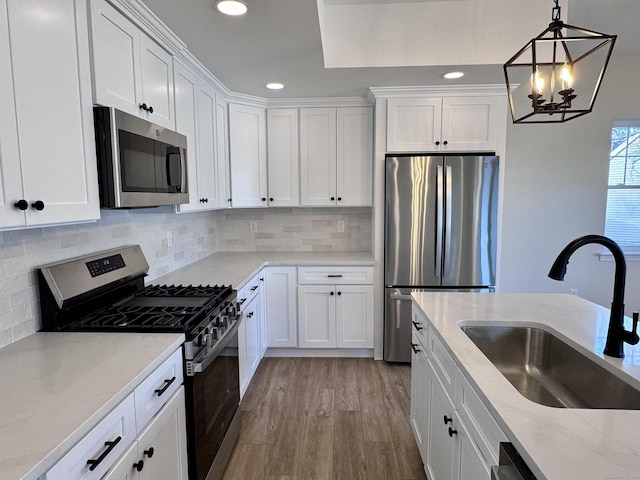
[531,68,545,95]
[560,62,574,90]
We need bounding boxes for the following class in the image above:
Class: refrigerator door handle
[389,293,413,301]
[444,165,453,277]
[435,164,444,278]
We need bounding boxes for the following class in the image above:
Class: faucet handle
[633,312,639,334]
[626,312,640,346]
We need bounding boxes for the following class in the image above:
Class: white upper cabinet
[300,107,373,207]
[174,61,218,212]
[267,109,299,206]
[89,0,175,129]
[386,96,505,153]
[215,95,232,209]
[228,103,268,208]
[0,0,100,229]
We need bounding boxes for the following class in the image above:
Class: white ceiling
[139,0,640,99]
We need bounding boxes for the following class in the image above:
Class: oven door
[184,320,241,480]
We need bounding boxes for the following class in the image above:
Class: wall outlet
[249,221,257,233]
[337,220,345,232]
[570,288,578,296]
[166,231,173,247]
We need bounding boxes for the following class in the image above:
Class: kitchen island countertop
[0,332,184,480]
[412,291,640,480]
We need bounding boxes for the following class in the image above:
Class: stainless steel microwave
[93,106,188,208]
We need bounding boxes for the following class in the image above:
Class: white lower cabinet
[102,388,188,480]
[237,272,264,398]
[411,304,507,480]
[46,349,187,480]
[264,266,297,348]
[297,266,374,349]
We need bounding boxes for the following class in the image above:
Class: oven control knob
[205,331,214,348]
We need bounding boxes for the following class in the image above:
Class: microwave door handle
[165,147,181,191]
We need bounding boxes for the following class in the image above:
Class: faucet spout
[548,234,634,358]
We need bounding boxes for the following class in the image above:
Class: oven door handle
[189,316,242,375]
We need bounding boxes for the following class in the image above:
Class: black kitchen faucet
[548,234,639,358]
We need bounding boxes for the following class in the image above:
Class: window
[605,120,640,248]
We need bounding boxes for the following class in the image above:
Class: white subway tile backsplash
[0,206,372,348]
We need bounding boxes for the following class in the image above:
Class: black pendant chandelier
[503,0,616,124]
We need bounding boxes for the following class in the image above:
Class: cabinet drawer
[46,394,136,480]
[134,348,183,431]
[455,371,507,467]
[237,271,262,310]
[297,266,373,285]
[427,328,457,400]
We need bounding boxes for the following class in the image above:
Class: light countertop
[411,292,640,480]
[0,332,184,480]
[154,251,375,288]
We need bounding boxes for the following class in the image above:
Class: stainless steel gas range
[37,245,241,480]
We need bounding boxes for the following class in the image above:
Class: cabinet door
[215,95,232,208]
[335,285,373,348]
[267,109,299,206]
[300,108,337,206]
[229,103,267,207]
[138,34,174,129]
[410,336,430,467]
[5,0,99,227]
[0,0,25,227]
[176,77,219,212]
[137,388,188,480]
[336,107,373,206]
[89,0,141,115]
[240,294,262,396]
[426,363,456,480]
[386,97,442,152]
[100,442,140,480]
[455,419,490,480]
[298,285,336,348]
[173,62,200,212]
[441,97,503,152]
[264,266,297,348]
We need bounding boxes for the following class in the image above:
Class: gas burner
[139,284,232,299]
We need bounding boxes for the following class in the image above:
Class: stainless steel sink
[460,325,640,409]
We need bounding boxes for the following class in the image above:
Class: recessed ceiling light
[265,82,284,90]
[215,0,248,16]
[443,71,465,79]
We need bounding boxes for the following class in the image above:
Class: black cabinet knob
[133,460,144,472]
[148,106,154,114]
[31,200,45,211]
[330,291,335,296]
[444,415,453,425]
[330,196,335,201]
[448,427,457,437]
[144,447,154,458]
[269,197,274,201]
[261,197,266,201]
[14,199,28,211]
[337,197,342,201]
[411,343,420,354]
[200,198,209,203]
[443,140,448,145]
[337,291,342,296]
[139,103,147,111]
[435,141,440,146]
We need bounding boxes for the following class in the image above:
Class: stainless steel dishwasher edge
[491,443,538,480]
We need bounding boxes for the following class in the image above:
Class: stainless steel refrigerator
[384,154,499,362]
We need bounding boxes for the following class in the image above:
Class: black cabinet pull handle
[412,321,424,331]
[154,376,176,397]
[327,274,343,278]
[86,436,122,471]
[14,199,28,210]
[411,343,420,354]
[246,311,254,318]
[444,415,453,425]
[250,285,258,291]
[31,200,45,211]
[448,427,457,437]
[144,447,154,458]
[133,460,144,472]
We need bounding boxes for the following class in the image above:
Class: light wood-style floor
[221,357,428,480]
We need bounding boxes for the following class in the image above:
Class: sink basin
[460,325,640,409]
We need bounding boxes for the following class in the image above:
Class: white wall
[499,53,640,315]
